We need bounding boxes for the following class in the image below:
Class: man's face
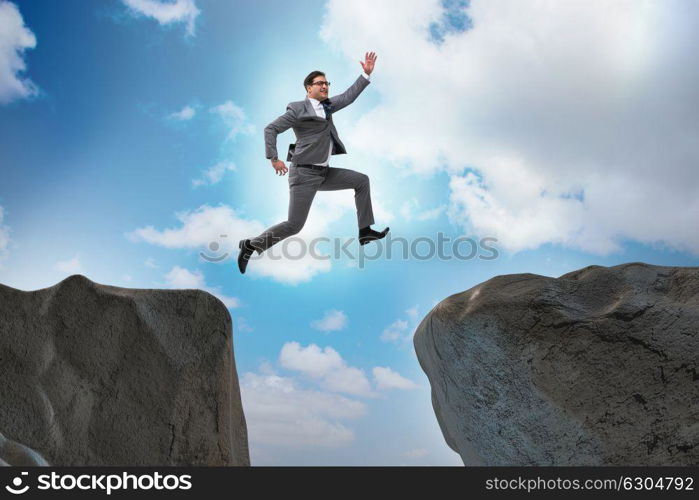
[306,75,329,101]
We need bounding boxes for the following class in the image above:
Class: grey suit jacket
[264,75,370,164]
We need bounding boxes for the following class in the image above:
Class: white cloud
[381,305,421,345]
[0,0,38,104]
[401,448,430,459]
[162,264,202,288]
[192,161,236,187]
[240,358,461,465]
[311,309,348,332]
[0,206,10,263]
[321,0,699,256]
[144,257,158,268]
[163,265,240,308]
[235,316,253,333]
[209,101,255,142]
[240,368,366,448]
[323,365,378,398]
[126,204,263,249]
[399,198,445,222]
[252,244,332,285]
[380,319,408,343]
[121,0,200,37]
[279,342,344,378]
[55,254,82,275]
[279,342,378,398]
[372,366,419,390]
[125,203,334,284]
[168,104,195,121]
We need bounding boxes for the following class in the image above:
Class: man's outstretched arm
[329,51,377,112]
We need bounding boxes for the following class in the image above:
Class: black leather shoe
[237,239,255,274]
[359,226,390,246]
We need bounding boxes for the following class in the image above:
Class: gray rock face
[0,274,249,466]
[414,262,699,466]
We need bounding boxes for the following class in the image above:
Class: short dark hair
[304,71,326,91]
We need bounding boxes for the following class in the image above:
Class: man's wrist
[271,156,278,162]
[362,72,371,81]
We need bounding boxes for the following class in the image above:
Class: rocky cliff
[414,262,698,465]
[0,274,249,466]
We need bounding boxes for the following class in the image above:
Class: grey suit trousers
[250,164,376,253]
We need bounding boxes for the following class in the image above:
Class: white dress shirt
[307,72,370,166]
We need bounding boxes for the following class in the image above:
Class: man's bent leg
[319,167,375,228]
[249,180,319,253]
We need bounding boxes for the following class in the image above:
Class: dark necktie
[321,99,333,119]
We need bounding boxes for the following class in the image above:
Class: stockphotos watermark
[4,470,192,495]
[200,232,499,268]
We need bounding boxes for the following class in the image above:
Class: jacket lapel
[302,97,326,121]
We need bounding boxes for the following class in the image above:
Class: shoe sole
[359,228,390,246]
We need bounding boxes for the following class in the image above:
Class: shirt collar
[308,96,332,107]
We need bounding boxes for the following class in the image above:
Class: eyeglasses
[310,81,331,87]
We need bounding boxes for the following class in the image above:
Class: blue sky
[1,0,698,465]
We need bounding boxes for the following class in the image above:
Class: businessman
[237,51,389,274]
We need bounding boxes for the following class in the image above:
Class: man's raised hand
[359,51,377,75]
[272,159,288,175]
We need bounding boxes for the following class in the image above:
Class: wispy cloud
[125,203,338,285]
[121,0,200,37]
[240,363,366,450]
[240,352,450,465]
[126,204,263,249]
[144,257,158,268]
[381,304,420,346]
[167,104,196,121]
[405,305,419,322]
[311,309,348,332]
[380,319,408,343]
[55,254,83,275]
[279,342,379,398]
[372,366,419,390]
[401,448,430,459]
[209,101,255,142]
[163,265,239,308]
[192,161,236,187]
[0,0,38,104]
[235,316,253,333]
[399,198,446,222]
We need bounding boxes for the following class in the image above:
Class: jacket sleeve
[264,105,297,160]
[328,75,370,113]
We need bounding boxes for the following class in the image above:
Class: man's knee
[287,220,305,235]
[356,173,369,188]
